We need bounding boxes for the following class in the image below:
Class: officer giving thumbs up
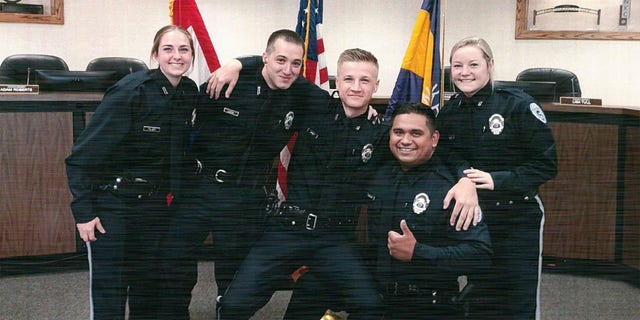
[387,219,417,262]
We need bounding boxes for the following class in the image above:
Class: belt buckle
[305,213,317,230]
[214,169,227,183]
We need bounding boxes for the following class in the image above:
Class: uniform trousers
[88,191,171,320]
[157,182,265,319]
[219,222,383,319]
[468,199,544,320]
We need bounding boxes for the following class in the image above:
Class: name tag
[223,107,240,117]
[143,126,161,133]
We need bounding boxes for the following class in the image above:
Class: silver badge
[412,193,430,214]
[529,103,547,124]
[284,111,294,130]
[488,114,504,135]
[361,143,373,163]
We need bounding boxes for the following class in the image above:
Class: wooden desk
[0,92,102,258]
[540,103,639,270]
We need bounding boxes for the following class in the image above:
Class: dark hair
[391,102,437,133]
[266,29,304,54]
[150,25,195,61]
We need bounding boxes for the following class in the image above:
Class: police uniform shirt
[192,63,331,187]
[436,82,558,198]
[284,98,391,223]
[65,69,198,223]
[366,156,492,288]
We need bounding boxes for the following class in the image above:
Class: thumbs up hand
[387,219,416,262]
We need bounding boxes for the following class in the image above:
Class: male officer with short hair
[157,29,331,319]
[366,103,492,319]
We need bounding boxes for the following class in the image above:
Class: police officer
[157,29,331,319]
[367,103,492,320]
[65,25,198,319]
[436,37,558,319]
[217,48,387,319]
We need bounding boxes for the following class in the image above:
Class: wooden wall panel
[541,122,618,261]
[0,112,76,258]
[622,126,640,269]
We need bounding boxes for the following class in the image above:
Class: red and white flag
[277,0,329,203]
[170,0,220,85]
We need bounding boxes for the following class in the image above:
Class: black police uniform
[219,98,388,319]
[157,63,331,319]
[366,156,492,320]
[65,68,198,320]
[436,83,558,319]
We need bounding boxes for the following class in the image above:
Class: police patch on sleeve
[412,193,430,214]
[361,143,373,163]
[488,114,505,135]
[284,111,295,130]
[529,103,547,124]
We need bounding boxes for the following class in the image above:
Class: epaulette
[110,69,153,89]
[495,86,532,100]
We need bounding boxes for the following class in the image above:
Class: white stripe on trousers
[86,241,94,320]
[534,195,545,320]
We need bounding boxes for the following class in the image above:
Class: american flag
[384,0,441,119]
[296,0,329,90]
[277,0,329,203]
[170,0,221,85]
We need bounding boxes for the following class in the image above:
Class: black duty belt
[97,176,162,199]
[195,159,234,184]
[383,282,456,303]
[479,192,539,207]
[479,194,538,207]
[269,202,355,231]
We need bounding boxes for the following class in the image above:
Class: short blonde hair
[337,48,379,70]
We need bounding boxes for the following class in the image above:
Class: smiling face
[152,28,194,87]
[450,45,494,97]
[335,60,379,117]
[389,112,439,171]
[261,38,303,90]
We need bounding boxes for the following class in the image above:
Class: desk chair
[85,57,148,82]
[516,68,581,99]
[0,54,69,84]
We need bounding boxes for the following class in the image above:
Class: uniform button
[432,299,437,304]
[524,196,530,200]
[509,200,514,205]
[496,202,500,206]
[291,221,296,226]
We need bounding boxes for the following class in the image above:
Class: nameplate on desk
[0,84,40,94]
[559,96,602,106]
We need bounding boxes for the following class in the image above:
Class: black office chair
[516,68,581,99]
[85,57,148,82]
[442,65,455,92]
[0,54,69,84]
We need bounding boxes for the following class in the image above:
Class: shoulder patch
[529,103,547,124]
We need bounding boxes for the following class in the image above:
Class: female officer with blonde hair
[436,36,558,320]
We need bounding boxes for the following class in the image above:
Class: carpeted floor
[1,261,638,320]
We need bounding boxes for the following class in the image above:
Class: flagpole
[302,0,312,77]
[440,0,446,110]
